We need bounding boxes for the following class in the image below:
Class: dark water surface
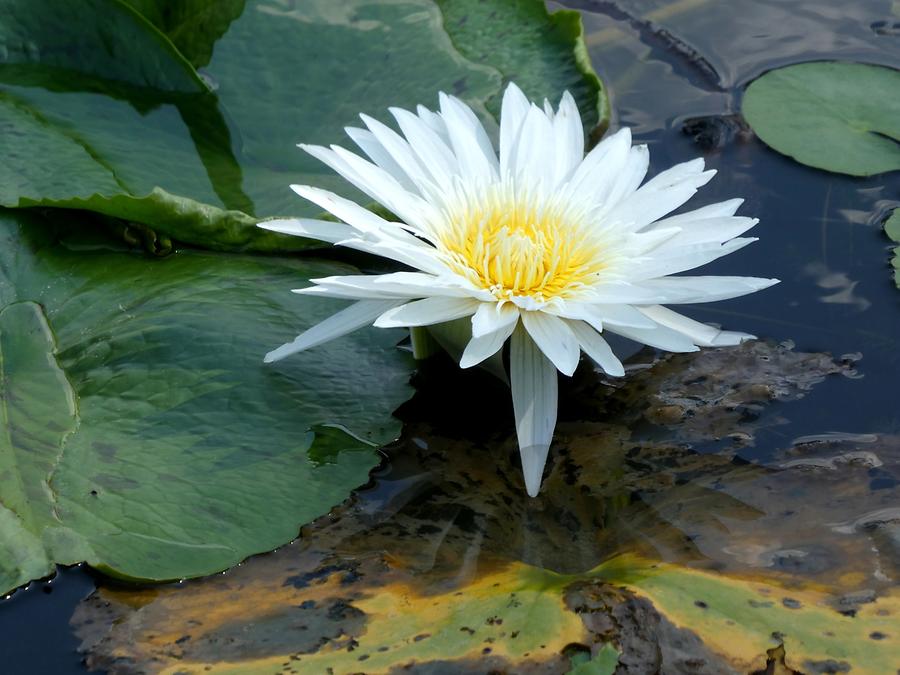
[2,0,899,672]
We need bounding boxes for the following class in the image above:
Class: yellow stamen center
[438,186,606,302]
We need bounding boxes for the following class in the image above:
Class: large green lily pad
[742,61,900,176]
[0,208,413,595]
[0,0,607,251]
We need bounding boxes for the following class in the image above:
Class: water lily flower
[260,83,778,497]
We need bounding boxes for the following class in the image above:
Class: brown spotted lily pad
[74,342,900,673]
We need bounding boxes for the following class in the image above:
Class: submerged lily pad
[0,209,413,595]
[742,62,900,176]
[74,340,900,673]
[0,0,607,251]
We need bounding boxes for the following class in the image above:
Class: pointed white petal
[416,104,450,141]
[298,272,476,300]
[633,276,780,304]
[565,127,631,206]
[653,217,759,248]
[391,106,457,189]
[264,300,402,363]
[510,325,558,497]
[289,184,413,240]
[257,218,353,244]
[651,198,745,229]
[638,305,754,346]
[551,90,584,183]
[358,113,443,195]
[471,302,520,338]
[438,92,498,180]
[344,126,418,192]
[606,164,716,231]
[521,311,580,376]
[631,238,757,280]
[299,143,437,234]
[374,296,480,328]
[460,313,518,368]
[606,321,699,353]
[335,237,450,276]
[511,104,555,186]
[568,320,625,376]
[604,144,650,208]
[499,82,530,175]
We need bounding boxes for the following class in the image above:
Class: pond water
[2,0,899,673]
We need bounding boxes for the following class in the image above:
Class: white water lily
[260,82,778,497]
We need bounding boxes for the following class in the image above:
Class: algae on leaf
[0,0,608,251]
[742,62,900,176]
[0,209,413,595]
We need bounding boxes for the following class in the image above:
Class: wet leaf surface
[0,208,413,595]
[73,341,900,673]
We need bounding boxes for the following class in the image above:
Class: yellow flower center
[438,187,606,302]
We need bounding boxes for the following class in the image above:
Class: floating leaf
[0,0,607,250]
[0,209,413,595]
[0,0,206,91]
[742,62,900,176]
[885,209,900,288]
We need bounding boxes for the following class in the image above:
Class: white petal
[548,302,657,331]
[603,144,650,208]
[460,313,519,368]
[606,164,716,231]
[510,325,558,497]
[300,143,437,235]
[358,113,450,196]
[631,238,757,280]
[298,272,476,300]
[551,90,584,184]
[257,218,353,244]
[653,217,759,248]
[344,126,418,193]
[374,296,480,328]
[638,305,754,346]
[391,106,457,190]
[521,311,580,376]
[511,104,555,186]
[567,320,625,376]
[633,276,780,304]
[651,198,745,229]
[335,237,449,276]
[499,82,530,176]
[471,302,520,338]
[438,92,498,181]
[264,299,402,363]
[565,127,631,206]
[289,184,413,240]
[416,104,450,142]
[606,321,699,353]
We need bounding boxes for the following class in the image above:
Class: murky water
[2,0,899,672]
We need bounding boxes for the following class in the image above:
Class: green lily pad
[885,209,900,288]
[0,208,413,595]
[0,0,607,251]
[742,61,900,176]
